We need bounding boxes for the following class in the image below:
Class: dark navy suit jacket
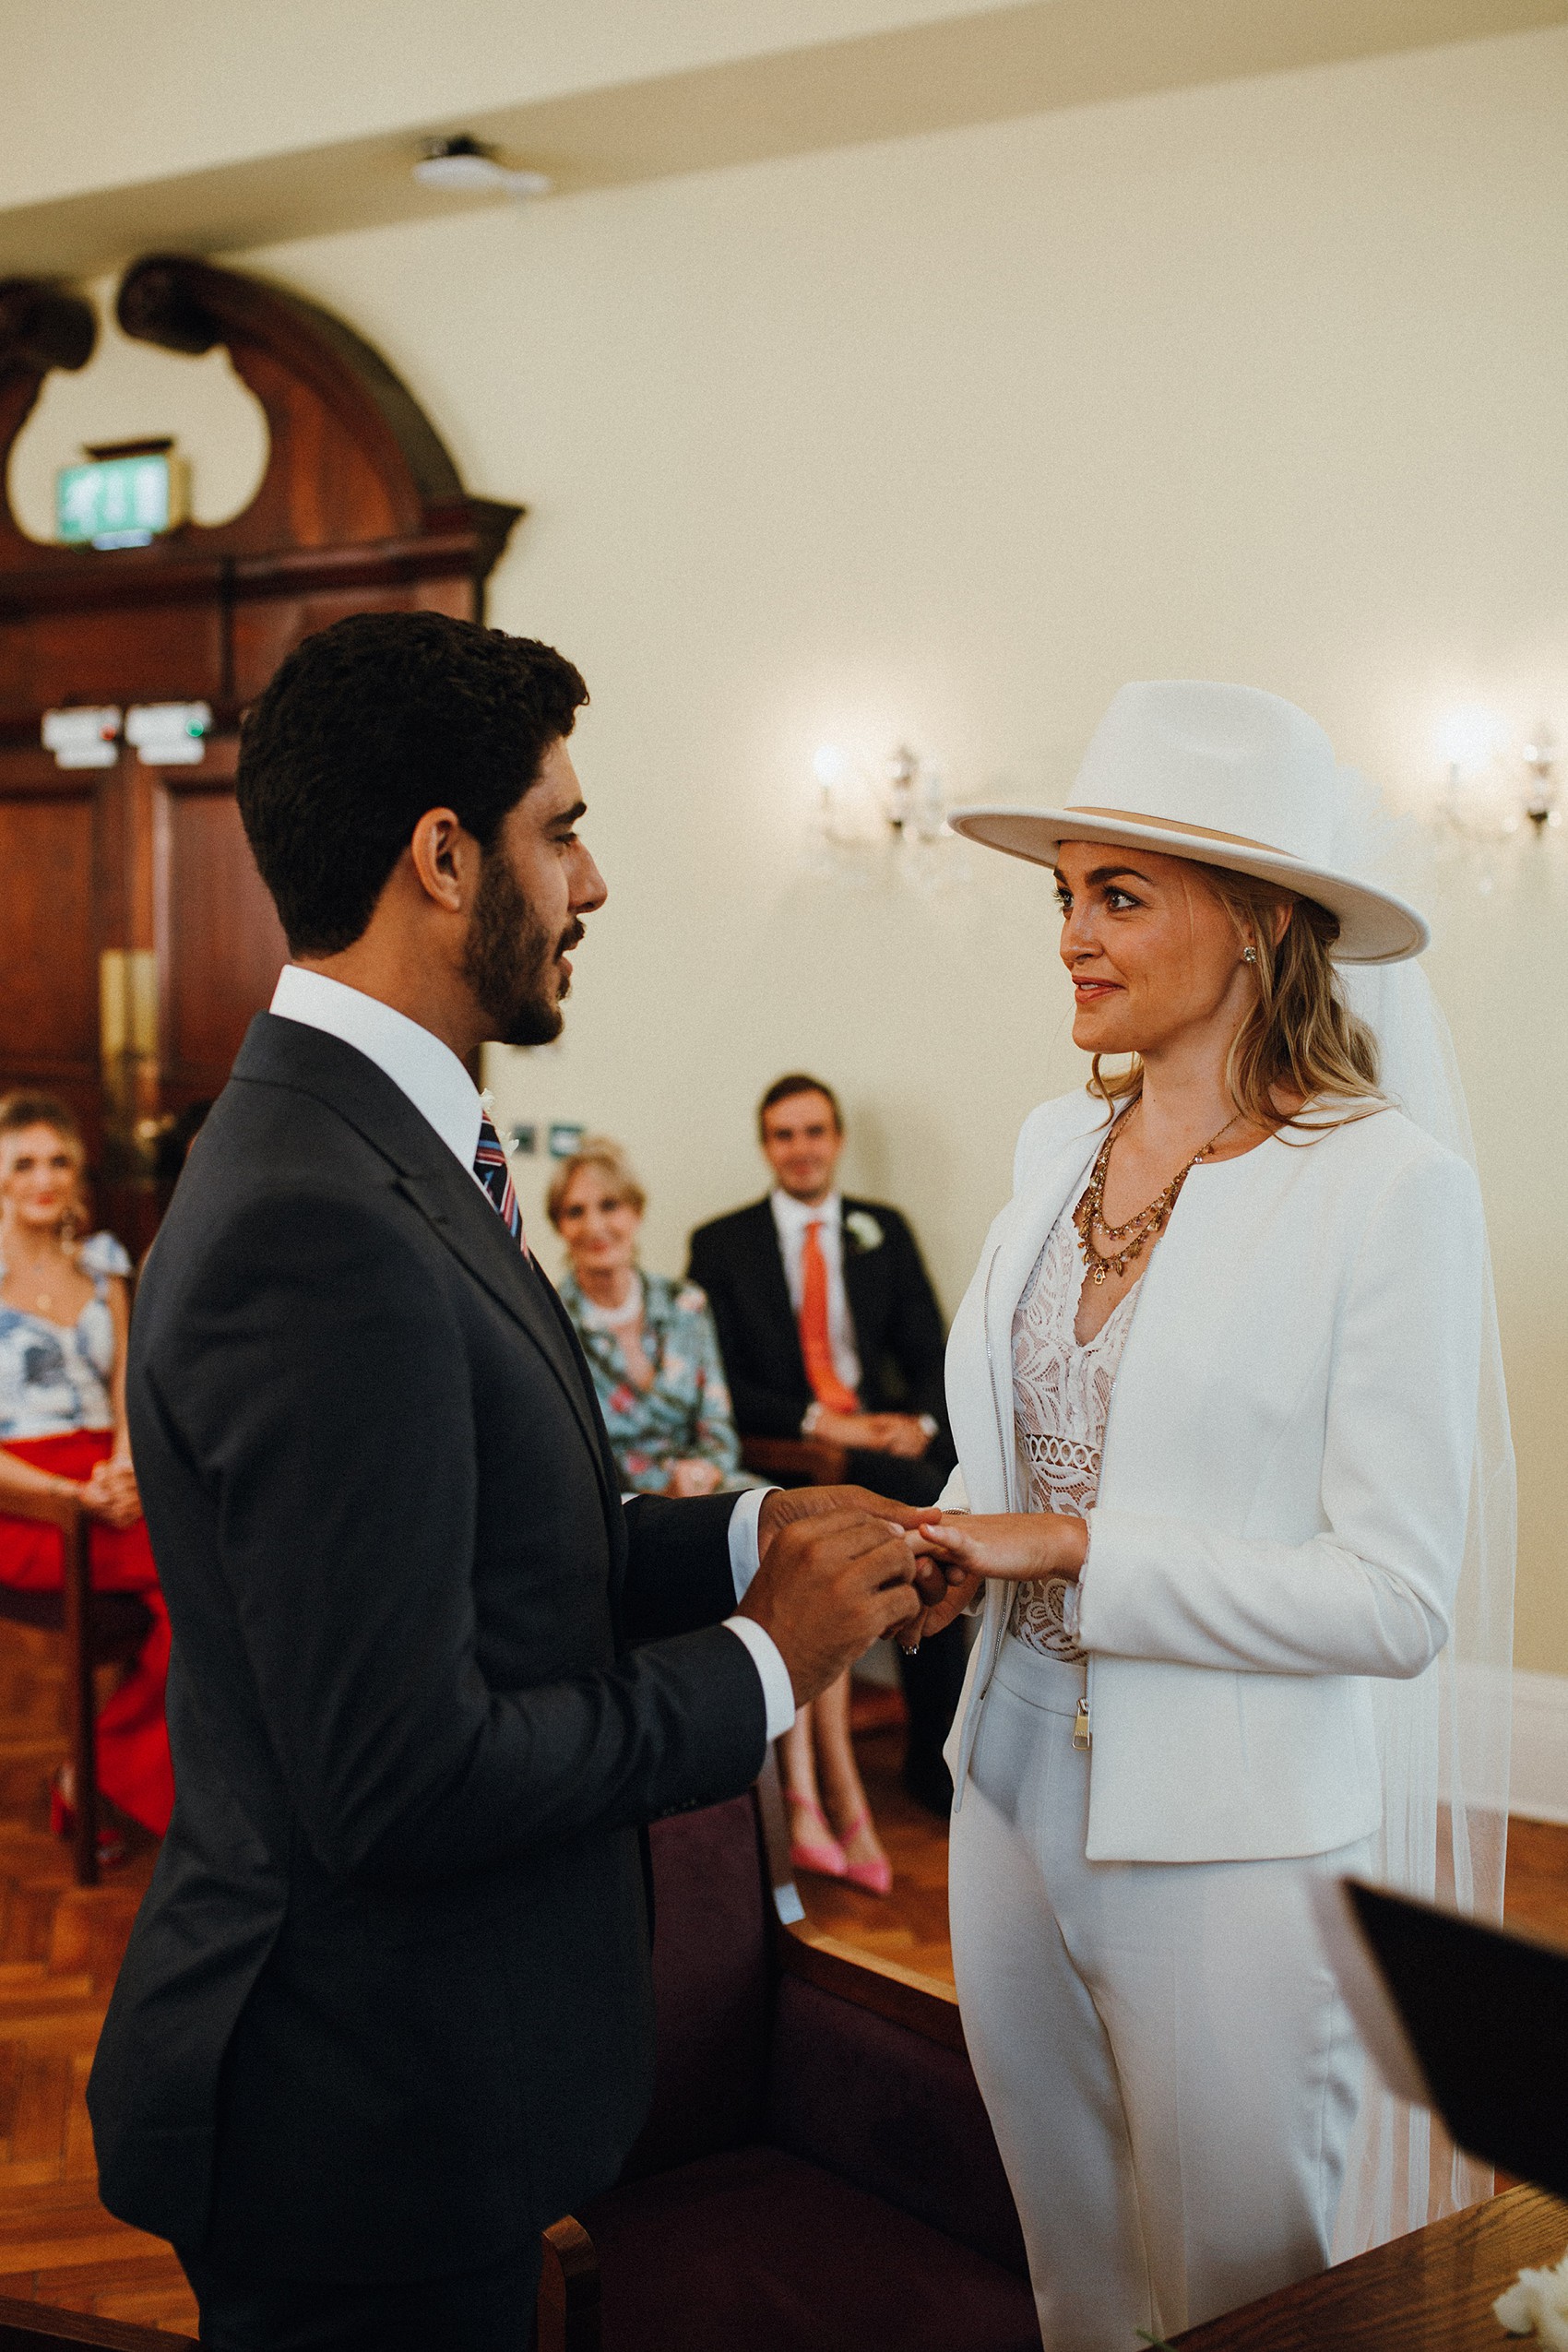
[89,1016,766,2281]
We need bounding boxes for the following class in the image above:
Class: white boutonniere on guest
[1497,2248,1568,2347]
[844,1210,884,1255]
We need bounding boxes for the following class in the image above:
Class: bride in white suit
[912,682,1513,2351]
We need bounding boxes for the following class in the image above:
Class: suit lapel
[396,1164,614,1511]
[232,1015,615,1515]
[974,1122,1107,1503]
[840,1198,881,1377]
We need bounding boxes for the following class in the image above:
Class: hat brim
[948,806,1430,965]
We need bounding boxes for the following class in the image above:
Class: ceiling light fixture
[412,136,551,202]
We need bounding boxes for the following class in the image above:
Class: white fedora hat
[950,681,1429,964]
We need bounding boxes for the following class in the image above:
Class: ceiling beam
[1,0,1562,278]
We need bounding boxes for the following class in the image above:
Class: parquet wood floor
[0,1638,1562,2338]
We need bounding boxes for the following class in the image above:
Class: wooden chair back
[739,1436,851,1487]
[0,1488,101,1885]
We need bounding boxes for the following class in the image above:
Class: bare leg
[813,1671,890,1881]
[781,1704,822,1812]
[781,1701,845,1871]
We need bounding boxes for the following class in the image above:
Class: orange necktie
[799,1219,860,1414]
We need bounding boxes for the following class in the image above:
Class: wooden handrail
[0,1482,98,1886]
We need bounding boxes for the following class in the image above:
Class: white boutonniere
[845,1210,884,1254]
[1497,2247,1568,2347]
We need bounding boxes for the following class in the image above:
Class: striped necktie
[473,1110,530,1263]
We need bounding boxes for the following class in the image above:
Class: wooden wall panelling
[0,751,100,1147]
[0,581,229,738]
[152,739,286,1109]
[0,255,523,1252]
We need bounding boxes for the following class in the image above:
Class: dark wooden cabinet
[0,260,520,1250]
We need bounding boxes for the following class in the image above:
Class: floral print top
[558,1270,743,1494]
[0,1231,133,1441]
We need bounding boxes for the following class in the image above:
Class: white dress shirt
[269,967,794,1736]
[770,1188,862,1398]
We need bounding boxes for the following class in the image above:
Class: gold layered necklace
[1074,1101,1241,1286]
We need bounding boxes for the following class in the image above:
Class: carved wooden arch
[0,254,523,730]
[0,257,524,1246]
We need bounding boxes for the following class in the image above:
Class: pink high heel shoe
[837,1811,893,1897]
[788,1794,849,1881]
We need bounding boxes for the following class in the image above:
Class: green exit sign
[56,445,188,549]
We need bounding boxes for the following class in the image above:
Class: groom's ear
[407,808,479,915]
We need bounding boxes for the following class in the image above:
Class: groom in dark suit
[88,613,937,2350]
[687,1077,966,1812]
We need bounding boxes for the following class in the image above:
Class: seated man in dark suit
[688,1075,965,1816]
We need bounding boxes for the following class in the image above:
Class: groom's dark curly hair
[236,611,588,956]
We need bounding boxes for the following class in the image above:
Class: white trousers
[948,1639,1370,2352]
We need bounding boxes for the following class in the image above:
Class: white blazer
[942,1088,1485,1864]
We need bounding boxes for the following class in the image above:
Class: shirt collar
[269,967,482,1175]
[770,1187,842,1237]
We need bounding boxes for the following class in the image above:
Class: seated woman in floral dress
[552,1135,896,1896]
[551,1139,744,1496]
[0,1095,173,1857]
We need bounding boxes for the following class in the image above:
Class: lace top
[1009,1207,1141,1660]
[0,1231,131,1442]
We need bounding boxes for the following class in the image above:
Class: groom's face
[461,740,607,1047]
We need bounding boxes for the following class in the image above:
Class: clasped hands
[897,1510,1089,1647]
[80,1453,142,1529]
[738,1486,1087,1705]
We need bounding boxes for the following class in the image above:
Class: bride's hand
[897,1569,983,1651]
[913,1512,1088,1583]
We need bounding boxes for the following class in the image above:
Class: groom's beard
[462,850,581,1049]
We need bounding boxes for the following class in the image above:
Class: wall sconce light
[1521,731,1560,832]
[1434,708,1559,849]
[810,741,957,888]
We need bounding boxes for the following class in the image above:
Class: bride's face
[1053,841,1253,1061]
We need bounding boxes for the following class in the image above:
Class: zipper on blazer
[1073,1695,1092,1752]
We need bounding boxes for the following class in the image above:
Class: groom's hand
[757,1482,939,1554]
[759,1483,955,1612]
[738,1507,932,1706]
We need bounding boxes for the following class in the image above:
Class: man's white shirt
[269,966,794,1736]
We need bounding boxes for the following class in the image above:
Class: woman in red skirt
[0,1095,172,1853]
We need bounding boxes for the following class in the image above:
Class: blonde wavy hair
[546,1137,647,1230]
[1089,866,1384,1135]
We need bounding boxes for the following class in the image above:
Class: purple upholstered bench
[540,1765,1039,2352]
